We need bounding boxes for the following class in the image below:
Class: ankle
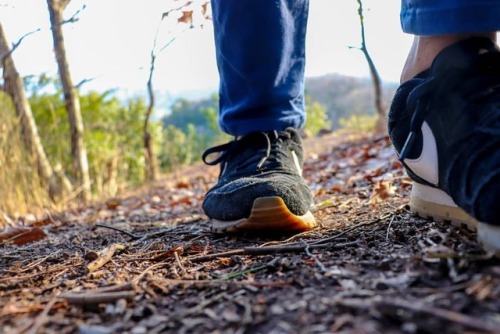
[400,33,497,83]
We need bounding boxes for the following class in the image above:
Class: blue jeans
[212,0,500,136]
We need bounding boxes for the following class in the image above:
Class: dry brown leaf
[178,10,193,24]
[369,180,396,207]
[218,257,231,267]
[30,216,54,227]
[176,180,190,189]
[0,226,46,245]
[152,246,184,260]
[105,197,122,210]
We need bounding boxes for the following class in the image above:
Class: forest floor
[0,130,499,334]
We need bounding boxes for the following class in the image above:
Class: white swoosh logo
[291,150,303,175]
[403,121,439,186]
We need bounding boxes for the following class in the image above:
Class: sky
[0,0,413,108]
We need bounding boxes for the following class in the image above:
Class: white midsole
[411,183,457,207]
[477,222,500,254]
[411,183,499,254]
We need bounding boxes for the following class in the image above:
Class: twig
[132,262,168,284]
[386,215,395,242]
[161,1,193,19]
[188,241,358,263]
[24,294,59,334]
[379,298,500,333]
[60,263,167,306]
[310,220,379,245]
[0,266,70,283]
[95,224,141,240]
[61,291,135,305]
[259,229,321,247]
[149,277,290,288]
[130,228,177,246]
[304,242,327,273]
[82,283,134,294]
[17,250,62,273]
[61,4,86,25]
[1,28,40,62]
[174,250,186,274]
[86,243,126,273]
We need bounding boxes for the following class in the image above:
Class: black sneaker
[389,37,500,253]
[202,128,317,233]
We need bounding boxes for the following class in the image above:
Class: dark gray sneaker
[389,38,500,253]
[202,128,317,233]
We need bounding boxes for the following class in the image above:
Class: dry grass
[0,94,53,225]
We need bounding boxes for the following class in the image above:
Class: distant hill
[162,73,399,131]
[162,95,218,132]
[305,73,398,128]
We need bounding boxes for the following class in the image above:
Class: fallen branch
[86,243,126,273]
[130,228,177,246]
[188,241,358,263]
[95,224,141,240]
[149,277,290,288]
[379,298,500,333]
[310,220,380,245]
[61,291,135,305]
[24,294,59,334]
[304,242,327,273]
[0,266,69,283]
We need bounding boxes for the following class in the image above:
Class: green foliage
[29,85,163,195]
[338,114,377,132]
[163,94,219,132]
[160,124,203,170]
[160,95,230,172]
[304,95,331,135]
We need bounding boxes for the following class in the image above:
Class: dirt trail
[1,131,499,334]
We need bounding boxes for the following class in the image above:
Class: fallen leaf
[176,181,190,188]
[369,180,396,207]
[0,226,46,245]
[106,198,122,210]
[30,215,54,227]
[152,246,184,260]
[218,257,231,267]
[178,10,193,24]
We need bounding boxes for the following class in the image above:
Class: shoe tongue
[431,37,499,75]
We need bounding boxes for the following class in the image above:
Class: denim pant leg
[401,0,500,35]
[211,0,309,136]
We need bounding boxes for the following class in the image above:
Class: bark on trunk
[144,50,158,182]
[0,22,63,198]
[356,0,387,134]
[47,0,92,202]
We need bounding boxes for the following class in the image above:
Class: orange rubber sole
[210,197,317,233]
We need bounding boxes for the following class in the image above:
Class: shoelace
[399,51,500,161]
[202,130,283,172]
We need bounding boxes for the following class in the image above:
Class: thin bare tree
[143,1,210,181]
[144,34,161,182]
[355,0,386,133]
[0,22,68,198]
[47,0,91,202]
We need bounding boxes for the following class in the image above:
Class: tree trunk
[144,26,162,182]
[144,55,158,182]
[47,0,92,202]
[356,0,387,134]
[0,22,63,198]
